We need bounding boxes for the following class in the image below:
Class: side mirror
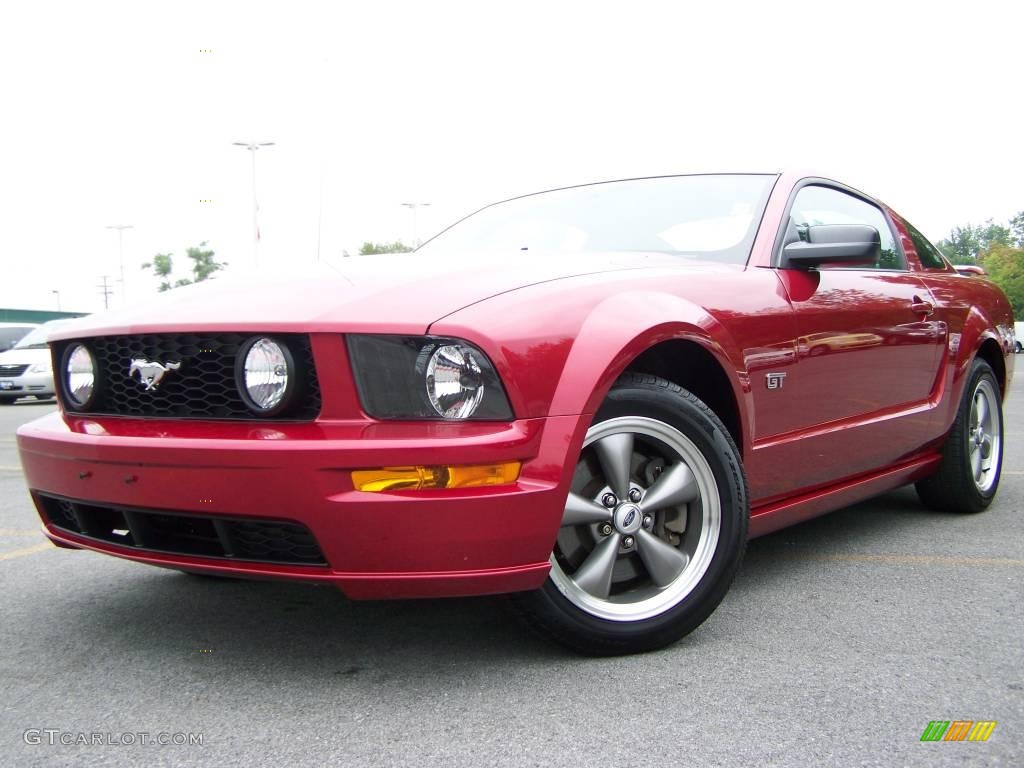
[781,224,880,270]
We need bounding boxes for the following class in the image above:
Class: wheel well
[976,338,1006,395]
[624,340,743,452]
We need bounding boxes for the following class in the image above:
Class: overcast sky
[2,0,1021,314]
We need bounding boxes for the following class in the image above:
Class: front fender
[432,285,751,451]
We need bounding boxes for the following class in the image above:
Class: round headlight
[238,337,294,414]
[425,344,485,419]
[64,344,96,407]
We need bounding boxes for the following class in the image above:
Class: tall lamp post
[51,290,61,312]
[106,224,134,304]
[232,141,275,266]
[400,202,432,247]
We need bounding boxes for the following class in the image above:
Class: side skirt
[748,453,941,539]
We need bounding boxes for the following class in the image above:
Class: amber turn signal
[352,462,521,492]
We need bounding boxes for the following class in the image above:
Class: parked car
[0,322,38,353]
[1015,322,1024,353]
[16,173,1013,654]
[0,320,79,404]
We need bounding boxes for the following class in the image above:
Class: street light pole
[232,141,275,267]
[400,202,432,247]
[106,224,134,304]
[51,290,61,312]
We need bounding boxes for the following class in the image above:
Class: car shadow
[41,486,943,669]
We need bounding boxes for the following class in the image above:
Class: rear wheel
[0,397,16,405]
[512,373,748,655]
[916,358,1003,513]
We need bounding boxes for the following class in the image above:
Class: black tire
[0,396,16,405]
[916,358,1003,513]
[511,373,748,655]
[1015,341,1022,354]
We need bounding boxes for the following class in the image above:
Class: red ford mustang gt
[17,172,1013,654]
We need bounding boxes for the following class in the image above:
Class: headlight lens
[347,335,513,420]
[425,344,486,418]
[238,337,294,413]
[64,344,96,406]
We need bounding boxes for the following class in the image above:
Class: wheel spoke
[573,533,622,599]
[563,493,613,527]
[971,448,983,482]
[980,434,993,461]
[639,462,698,512]
[635,529,690,587]
[594,433,634,500]
[975,392,988,427]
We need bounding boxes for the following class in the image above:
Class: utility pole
[51,290,61,311]
[97,276,113,310]
[400,202,432,247]
[232,141,275,266]
[106,224,134,304]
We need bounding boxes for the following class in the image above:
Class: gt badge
[129,359,181,391]
[765,372,787,390]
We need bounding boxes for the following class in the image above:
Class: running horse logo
[129,359,182,391]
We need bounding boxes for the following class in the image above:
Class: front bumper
[17,411,587,598]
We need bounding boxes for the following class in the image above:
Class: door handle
[911,296,934,316]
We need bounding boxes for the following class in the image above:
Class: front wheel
[916,358,1003,513]
[512,373,748,655]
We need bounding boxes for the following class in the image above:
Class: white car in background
[0,322,38,352]
[1015,321,1024,353]
[0,320,77,404]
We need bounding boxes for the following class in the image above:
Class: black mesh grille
[0,364,29,377]
[37,494,327,566]
[53,333,320,420]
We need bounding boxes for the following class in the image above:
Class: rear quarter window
[904,221,948,269]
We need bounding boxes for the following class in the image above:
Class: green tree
[981,244,1024,317]
[140,252,175,292]
[141,242,227,292]
[185,241,227,282]
[1010,211,1024,248]
[358,240,413,255]
[937,225,982,263]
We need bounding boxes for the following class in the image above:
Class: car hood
[0,347,51,365]
[50,250,689,340]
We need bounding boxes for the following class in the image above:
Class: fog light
[352,462,521,492]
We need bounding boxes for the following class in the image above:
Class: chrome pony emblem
[129,359,181,391]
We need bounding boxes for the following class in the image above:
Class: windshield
[419,174,776,264]
[14,320,74,349]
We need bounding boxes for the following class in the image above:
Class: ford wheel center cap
[614,503,643,534]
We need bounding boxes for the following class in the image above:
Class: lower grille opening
[36,494,327,566]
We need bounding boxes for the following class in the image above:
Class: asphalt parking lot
[0,390,1021,768]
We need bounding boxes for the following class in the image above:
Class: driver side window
[789,185,903,270]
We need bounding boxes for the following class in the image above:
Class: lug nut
[599,523,613,536]
[628,488,642,503]
[601,493,617,508]
[623,536,635,549]
[642,515,654,529]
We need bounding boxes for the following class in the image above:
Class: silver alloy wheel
[969,378,1001,493]
[549,416,721,622]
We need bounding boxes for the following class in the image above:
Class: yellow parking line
[1002,470,1024,475]
[0,465,24,472]
[0,542,52,562]
[0,529,40,537]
